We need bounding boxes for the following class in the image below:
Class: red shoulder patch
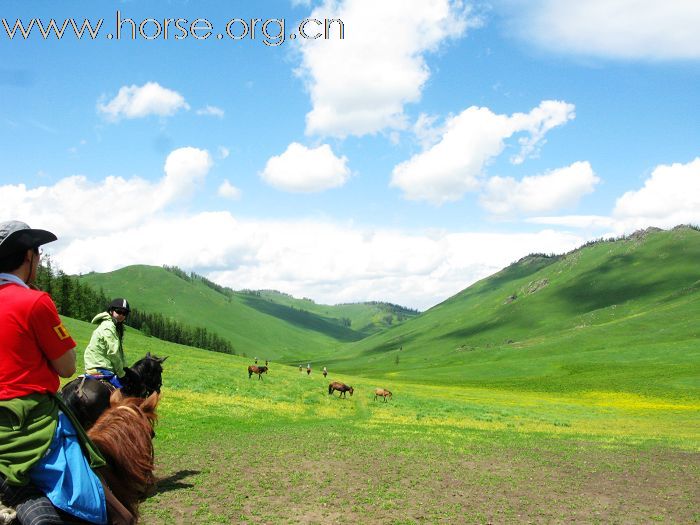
[53,323,71,341]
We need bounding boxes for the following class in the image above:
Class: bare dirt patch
[141,428,699,524]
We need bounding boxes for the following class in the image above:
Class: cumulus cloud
[48,212,583,310]
[218,180,242,200]
[0,147,212,236]
[97,82,189,120]
[391,100,575,204]
[196,105,225,118]
[298,0,473,138]
[525,158,700,235]
[260,142,351,193]
[611,157,700,229]
[501,0,700,60]
[480,161,599,215]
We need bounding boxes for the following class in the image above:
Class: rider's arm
[50,347,77,377]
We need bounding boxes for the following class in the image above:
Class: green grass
[61,227,700,522]
[322,227,700,400]
[60,311,699,524]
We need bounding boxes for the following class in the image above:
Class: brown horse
[374,388,393,402]
[328,381,353,398]
[248,365,268,379]
[88,390,159,522]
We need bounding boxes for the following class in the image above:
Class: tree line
[37,258,234,355]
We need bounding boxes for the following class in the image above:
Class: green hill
[77,266,415,362]
[320,226,700,399]
[250,289,419,335]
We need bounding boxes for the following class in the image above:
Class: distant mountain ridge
[77,265,418,362]
[317,225,700,399]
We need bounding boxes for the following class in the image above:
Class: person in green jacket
[84,299,131,389]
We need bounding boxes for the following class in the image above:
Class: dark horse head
[61,352,167,430]
[121,352,167,397]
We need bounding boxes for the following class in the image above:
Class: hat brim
[0,228,57,258]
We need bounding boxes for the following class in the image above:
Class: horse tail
[248,367,252,379]
[328,384,333,395]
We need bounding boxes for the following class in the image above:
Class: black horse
[61,352,166,430]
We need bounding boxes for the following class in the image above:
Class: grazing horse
[328,381,353,398]
[89,390,159,522]
[374,388,393,402]
[248,365,268,379]
[61,353,166,429]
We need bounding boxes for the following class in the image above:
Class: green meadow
[63,318,699,523]
[64,228,700,523]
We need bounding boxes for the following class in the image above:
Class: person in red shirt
[0,221,107,524]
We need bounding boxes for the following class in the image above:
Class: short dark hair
[0,249,28,273]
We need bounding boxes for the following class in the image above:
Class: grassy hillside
[78,265,350,362]
[253,289,420,335]
[322,226,700,400]
[59,315,699,524]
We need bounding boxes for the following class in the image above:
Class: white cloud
[501,0,700,60]
[611,157,700,229]
[0,147,212,236]
[526,215,614,230]
[218,180,242,200]
[481,161,600,215]
[97,82,189,120]
[298,0,473,138]
[260,142,351,193]
[525,157,700,234]
[218,146,230,159]
[196,105,225,118]
[391,101,575,204]
[48,213,583,310]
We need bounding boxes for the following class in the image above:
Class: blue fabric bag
[29,412,107,524]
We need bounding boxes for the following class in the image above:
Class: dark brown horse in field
[61,353,166,429]
[374,388,393,402]
[88,390,159,523]
[248,365,268,379]
[328,381,353,398]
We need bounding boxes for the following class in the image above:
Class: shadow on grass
[152,469,199,495]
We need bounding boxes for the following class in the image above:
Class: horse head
[88,390,160,517]
[123,353,167,397]
[348,386,354,396]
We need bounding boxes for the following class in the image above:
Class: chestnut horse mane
[87,391,159,517]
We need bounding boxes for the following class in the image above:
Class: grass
[59,315,700,524]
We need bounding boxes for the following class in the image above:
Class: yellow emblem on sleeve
[53,323,71,341]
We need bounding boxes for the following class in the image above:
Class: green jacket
[0,393,105,486]
[84,312,126,377]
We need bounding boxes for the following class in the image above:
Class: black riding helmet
[108,298,131,315]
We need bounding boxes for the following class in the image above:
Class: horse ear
[146,352,152,358]
[159,355,168,363]
[141,391,159,414]
[110,389,125,407]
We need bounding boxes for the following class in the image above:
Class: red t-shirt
[0,282,76,399]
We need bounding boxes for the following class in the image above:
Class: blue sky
[2,0,699,309]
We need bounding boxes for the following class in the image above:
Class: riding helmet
[108,298,131,313]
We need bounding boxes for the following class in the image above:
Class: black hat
[0,220,57,258]
[108,298,131,313]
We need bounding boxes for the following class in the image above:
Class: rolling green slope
[252,290,419,335]
[78,265,350,362]
[322,226,700,399]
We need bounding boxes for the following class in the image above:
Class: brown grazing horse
[374,388,393,402]
[328,381,353,398]
[88,390,159,523]
[248,365,268,379]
